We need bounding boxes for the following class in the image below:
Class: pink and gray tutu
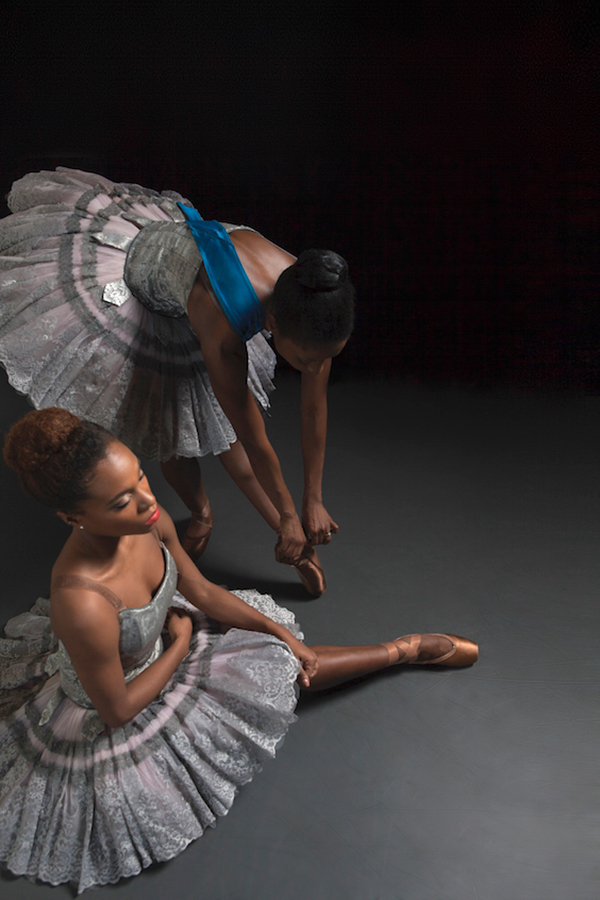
[0,544,301,891]
[0,168,276,459]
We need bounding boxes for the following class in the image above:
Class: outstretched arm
[300,360,339,545]
[189,304,307,562]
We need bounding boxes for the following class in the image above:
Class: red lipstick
[145,507,160,526]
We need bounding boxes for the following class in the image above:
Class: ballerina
[0,168,356,595]
[0,407,478,893]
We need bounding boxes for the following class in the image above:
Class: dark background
[2,0,598,389]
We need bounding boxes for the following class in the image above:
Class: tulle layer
[0,589,301,892]
[0,168,276,460]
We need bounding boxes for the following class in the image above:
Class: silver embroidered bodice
[97,206,257,318]
[57,543,178,710]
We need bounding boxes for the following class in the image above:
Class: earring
[79,525,84,531]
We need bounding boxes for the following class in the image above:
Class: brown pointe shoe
[292,547,326,597]
[386,633,478,667]
[180,504,214,561]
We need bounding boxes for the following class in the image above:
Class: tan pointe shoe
[181,504,213,560]
[383,633,478,667]
[292,547,327,597]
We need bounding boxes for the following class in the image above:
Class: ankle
[190,500,212,521]
[380,640,412,666]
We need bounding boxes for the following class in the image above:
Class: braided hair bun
[4,408,113,511]
[294,250,349,292]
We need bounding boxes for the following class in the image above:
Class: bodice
[123,213,261,333]
[57,543,178,710]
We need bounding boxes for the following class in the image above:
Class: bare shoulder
[230,230,296,299]
[154,504,204,581]
[230,228,295,265]
[50,582,119,652]
[154,504,178,545]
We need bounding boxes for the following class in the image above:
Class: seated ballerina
[0,408,478,893]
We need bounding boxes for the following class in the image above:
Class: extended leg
[304,634,478,691]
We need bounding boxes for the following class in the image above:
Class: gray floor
[1,367,598,899]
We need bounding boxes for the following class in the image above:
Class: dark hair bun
[294,250,349,292]
[3,407,112,511]
[3,408,82,478]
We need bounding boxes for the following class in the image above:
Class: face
[62,442,159,536]
[268,319,348,375]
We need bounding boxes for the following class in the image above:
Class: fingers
[297,667,311,688]
[307,523,338,545]
[275,541,304,566]
[297,659,317,688]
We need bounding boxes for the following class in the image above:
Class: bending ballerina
[0,168,356,595]
[0,408,478,893]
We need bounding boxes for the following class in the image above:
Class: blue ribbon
[178,204,264,342]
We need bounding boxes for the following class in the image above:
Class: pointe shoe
[180,504,213,560]
[292,547,326,597]
[386,633,478,667]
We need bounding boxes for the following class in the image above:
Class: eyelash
[112,471,145,511]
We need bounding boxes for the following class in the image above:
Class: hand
[302,500,339,546]
[286,636,318,688]
[166,607,193,647]
[275,514,309,565]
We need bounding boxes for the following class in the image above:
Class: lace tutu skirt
[0,590,301,892]
[0,168,276,459]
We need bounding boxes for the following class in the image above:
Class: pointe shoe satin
[292,548,326,597]
[389,633,478,667]
[180,504,214,560]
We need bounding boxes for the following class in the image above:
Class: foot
[292,547,327,597]
[382,633,478,667]
[180,503,214,560]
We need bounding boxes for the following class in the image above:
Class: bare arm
[157,507,317,686]
[50,591,192,729]
[188,301,307,561]
[300,360,339,545]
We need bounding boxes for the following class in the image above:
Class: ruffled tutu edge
[0,589,301,893]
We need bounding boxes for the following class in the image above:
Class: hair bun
[294,249,348,292]
[3,407,82,476]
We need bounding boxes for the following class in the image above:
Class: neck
[70,528,131,560]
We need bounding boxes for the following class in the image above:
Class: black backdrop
[2,1,598,389]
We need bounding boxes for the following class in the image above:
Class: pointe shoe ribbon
[387,633,478,667]
[292,548,327,597]
[180,504,214,561]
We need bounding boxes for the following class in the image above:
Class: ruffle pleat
[0,168,276,460]
[0,589,300,892]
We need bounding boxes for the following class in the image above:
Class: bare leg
[160,457,213,558]
[305,634,478,691]
[161,457,209,513]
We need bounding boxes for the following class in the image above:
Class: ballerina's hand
[275,516,309,564]
[302,501,339,546]
[166,608,193,645]
[287,638,318,688]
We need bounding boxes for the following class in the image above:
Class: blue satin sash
[178,204,264,342]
